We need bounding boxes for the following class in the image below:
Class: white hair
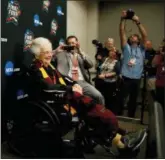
[107,38,114,43]
[30,37,52,56]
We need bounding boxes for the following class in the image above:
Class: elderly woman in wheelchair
[7,37,147,158]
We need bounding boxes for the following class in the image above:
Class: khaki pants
[140,77,156,91]
[147,77,156,91]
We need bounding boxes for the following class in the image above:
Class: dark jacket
[53,50,93,83]
[152,54,165,87]
[145,48,157,77]
[29,59,76,94]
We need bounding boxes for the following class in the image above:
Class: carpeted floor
[1,111,148,159]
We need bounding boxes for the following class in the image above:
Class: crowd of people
[94,11,165,116]
[27,10,164,154]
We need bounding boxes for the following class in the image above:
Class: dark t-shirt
[145,49,157,77]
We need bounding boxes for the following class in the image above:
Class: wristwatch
[136,21,141,25]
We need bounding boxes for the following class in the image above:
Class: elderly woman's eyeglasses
[41,51,53,55]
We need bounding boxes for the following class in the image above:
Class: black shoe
[120,129,147,151]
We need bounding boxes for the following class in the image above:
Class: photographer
[152,42,165,111]
[119,9,147,117]
[94,38,114,60]
[94,38,121,74]
[53,35,105,105]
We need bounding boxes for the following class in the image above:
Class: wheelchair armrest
[43,90,66,94]
[42,90,67,104]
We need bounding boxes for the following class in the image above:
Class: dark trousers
[120,76,140,118]
[95,78,119,114]
[156,86,164,111]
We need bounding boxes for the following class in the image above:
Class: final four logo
[24,29,34,52]
[17,90,28,100]
[6,0,21,25]
[42,0,50,13]
[50,19,58,36]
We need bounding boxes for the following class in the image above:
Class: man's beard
[131,41,139,46]
[146,48,153,51]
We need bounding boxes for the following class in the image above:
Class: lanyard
[71,54,78,67]
[130,47,138,59]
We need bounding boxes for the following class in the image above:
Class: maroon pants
[67,92,119,133]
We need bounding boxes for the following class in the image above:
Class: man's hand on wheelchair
[72,84,83,95]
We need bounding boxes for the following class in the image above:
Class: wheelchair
[5,69,82,158]
[5,69,140,158]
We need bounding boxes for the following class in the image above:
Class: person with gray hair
[104,38,115,51]
[29,37,147,154]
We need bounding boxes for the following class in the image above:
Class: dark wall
[1,0,67,140]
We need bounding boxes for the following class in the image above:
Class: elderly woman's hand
[72,84,83,95]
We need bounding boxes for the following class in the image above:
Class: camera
[62,45,74,51]
[92,40,103,49]
[124,9,135,19]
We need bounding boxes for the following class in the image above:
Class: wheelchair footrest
[71,116,79,122]
[117,116,141,124]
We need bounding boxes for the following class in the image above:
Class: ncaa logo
[17,89,28,100]
[5,61,20,76]
[59,38,65,45]
[34,14,43,27]
[57,6,64,16]
[5,61,14,76]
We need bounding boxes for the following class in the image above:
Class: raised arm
[77,47,93,69]
[79,51,93,69]
[119,11,127,48]
[132,15,147,46]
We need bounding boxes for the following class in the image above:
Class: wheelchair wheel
[6,100,63,158]
[74,118,110,153]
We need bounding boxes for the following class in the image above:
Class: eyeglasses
[41,51,53,55]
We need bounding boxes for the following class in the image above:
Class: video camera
[92,40,103,49]
[124,9,135,20]
[62,45,74,52]
[92,39,106,60]
[92,39,121,62]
